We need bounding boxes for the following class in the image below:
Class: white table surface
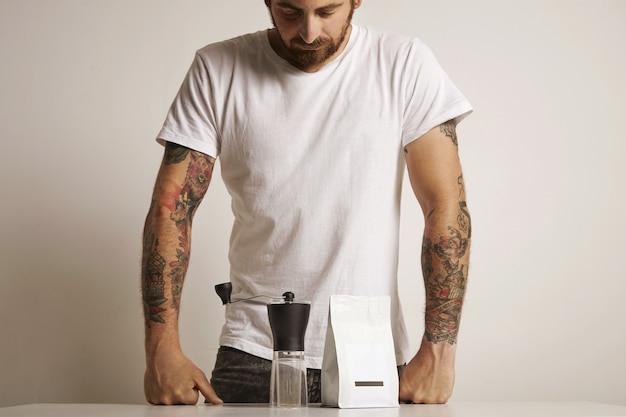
[1,402,625,417]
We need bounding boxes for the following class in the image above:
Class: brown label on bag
[354,381,384,387]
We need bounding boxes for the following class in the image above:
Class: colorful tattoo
[422,171,471,344]
[422,228,467,344]
[142,144,215,324]
[168,148,214,313]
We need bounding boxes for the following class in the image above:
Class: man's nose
[299,15,321,44]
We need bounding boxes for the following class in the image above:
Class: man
[142,0,472,405]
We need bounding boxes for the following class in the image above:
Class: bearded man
[142,0,473,405]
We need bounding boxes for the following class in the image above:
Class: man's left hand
[398,336,456,404]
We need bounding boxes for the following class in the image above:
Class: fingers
[145,384,198,405]
[144,367,222,405]
[401,389,451,404]
[194,371,223,405]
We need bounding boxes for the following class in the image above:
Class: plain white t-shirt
[158,25,472,368]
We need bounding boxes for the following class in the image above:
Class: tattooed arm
[141,142,222,405]
[399,120,471,404]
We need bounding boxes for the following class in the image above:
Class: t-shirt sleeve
[156,53,221,158]
[401,39,472,148]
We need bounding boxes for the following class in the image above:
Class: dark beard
[269,7,354,70]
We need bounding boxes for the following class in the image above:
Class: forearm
[141,204,190,354]
[421,183,470,345]
[141,144,215,356]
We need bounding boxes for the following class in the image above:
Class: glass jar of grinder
[215,283,310,407]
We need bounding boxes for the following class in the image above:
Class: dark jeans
[210,346,322,403]
[210,346,405,404]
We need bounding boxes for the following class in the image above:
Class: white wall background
[1,0,624,408]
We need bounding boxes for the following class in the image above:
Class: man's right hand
[144,349,223,405]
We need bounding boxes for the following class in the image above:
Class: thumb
[195,372,223,405]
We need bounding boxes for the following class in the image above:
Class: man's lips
[290,41,325,51]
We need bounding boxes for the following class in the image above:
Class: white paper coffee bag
[321,295,399,408]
